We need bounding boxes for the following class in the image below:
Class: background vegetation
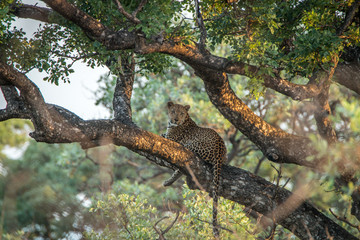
[1,0,360,239]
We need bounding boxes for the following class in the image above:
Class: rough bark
[185,162,358,240]
[10,4,53,23]
[335,63,360,95]
[0,60,54,133]
[111,54,135,125]
[41,0,136,50]
[193,66,316,167]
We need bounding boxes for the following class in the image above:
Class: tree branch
[10,2,324,102]
[42,0,136,50]
[0,65,357,240]
[334,63,360,95]
[186,161,357,240]
[113,0,141,24]
[10,0,319,168]
[337,0,360,35]
[194,0,207,50]
[0,60,54,133]
[1,85,20,103]
[313,57,338,144]
[111,53,136,125]
[2,100,356,240]
[329,208,360,233]
[192,66,317,167]
[0,85,31,121]
[5,2,360,239]
[10,3,53,23]
[13,1,360,99]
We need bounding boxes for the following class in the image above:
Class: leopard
[163,101,227,239]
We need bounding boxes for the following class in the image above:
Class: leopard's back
[165,121,226,165]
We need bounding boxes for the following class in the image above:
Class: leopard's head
[167,101,190,127]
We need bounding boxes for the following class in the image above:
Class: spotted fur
[164,101,226,239]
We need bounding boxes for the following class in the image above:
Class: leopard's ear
[185,105,190,111]
[167,101,174,109]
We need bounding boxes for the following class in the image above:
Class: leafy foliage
[85,185,257,239]
[0,120,30,159]
[0,141,98,239]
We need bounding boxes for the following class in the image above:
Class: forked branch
[113,0,142,24]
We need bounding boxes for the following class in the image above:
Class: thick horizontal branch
[15,0,322,101]
[262,75,321,101]
[15,1,360,98]
[135,40,324,101]
[7,0,358,169]
[11,3,53,23]
[0,62,356,239]
[9,2,318,167]
[188,162,357,240]
[1,94,355,239]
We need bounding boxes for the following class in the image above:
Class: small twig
[254,156,266,175]
[329,208,360,233]
[132,0,147,17]
[162,211,180,235]
[153,216,169,240]
[270,164,282,199]
[113,199,133,238]
[281,178,291,189]
[244,206,275,232]
[153,212,180,240]
[53,52,99,61]
[113,0,141,24]
[85,150,99,165]
[23,66,36,74]
[163,169,183,187]
[194,217,233,233]
[319,63,331,75]
[264,224,277,240]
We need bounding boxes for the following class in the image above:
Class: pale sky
[0,0,110,120]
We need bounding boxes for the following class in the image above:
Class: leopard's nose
[174,118,178,122]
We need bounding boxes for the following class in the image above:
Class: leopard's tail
[212,162,221,239]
